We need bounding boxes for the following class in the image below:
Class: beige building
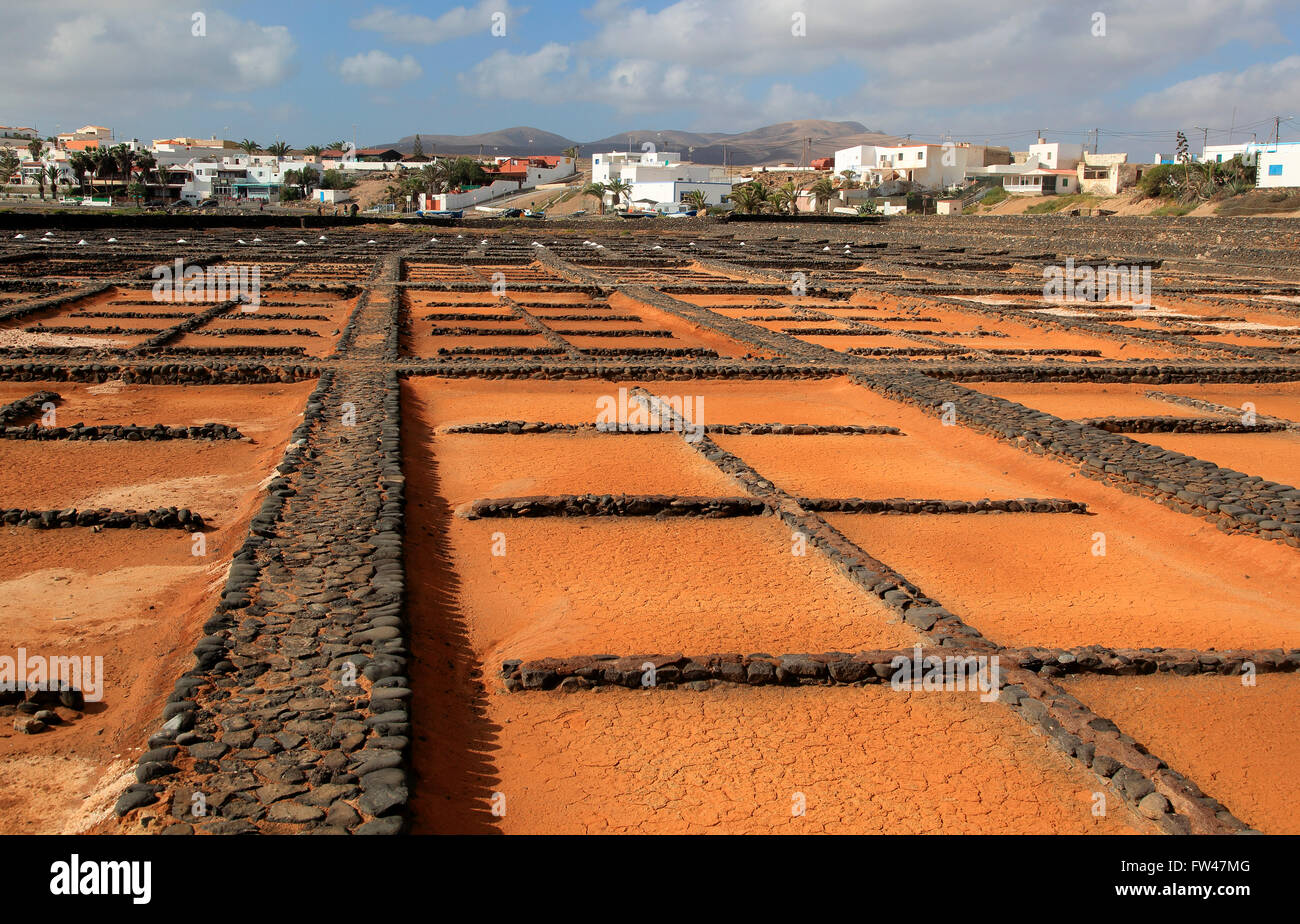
[1076,152,1144,195]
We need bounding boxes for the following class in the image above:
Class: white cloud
[352,2,523,44]
[0,2,296,128]
[459,43,572,100]
[1130,55,1300,136]
[339,50,423,87]
[459,45,748,115]
[450,0,1291,138]
[580,0,1286,103]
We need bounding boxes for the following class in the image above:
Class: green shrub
[979,186,1009,207]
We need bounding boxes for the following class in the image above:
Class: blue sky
[3,1,1299,155]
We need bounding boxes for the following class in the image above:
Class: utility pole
[1194,126,1208,156]
[1093,128,1099,154]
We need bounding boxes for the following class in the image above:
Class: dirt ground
[0,380,315,833]
[1065,673,1300,834]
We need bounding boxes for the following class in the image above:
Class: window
[1269,163,1283,176]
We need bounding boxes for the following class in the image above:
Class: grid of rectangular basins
[0,379,316,833]
[1,285,356,356]
[400,375,1187,833]
[969,380,1300,508]
[403,283,741,360]
[954,292,1299,356]
[403,261,562,285]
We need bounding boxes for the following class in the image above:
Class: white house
[1002,167,1078,196]
[1027,139,1084,171]
[1198,143,1251,164]
[593,151,733,206]
[0,126,38,142]
[834,144,878,182]
[591,149,681,185]
[621,162,734,206]
[1253,142,1300,188]
[871,143,969,189]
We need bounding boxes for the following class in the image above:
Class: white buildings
[963,138,1091,195]
[833,141,1008,190]
[591,149,681,185]
[593,149,734,207]
[1183,141,1300,187]
[0,126,38,142]
[56,125,112,150]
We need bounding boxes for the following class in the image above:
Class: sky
[2,0,1299,156]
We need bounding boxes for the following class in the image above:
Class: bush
[319,169,356,190]
[980,186,1009,207]
[1139,164,1179,199]
[1140,156,1255,201]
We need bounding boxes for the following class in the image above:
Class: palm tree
[326,141,346,151]
[838,169,859,189]
[606,177,631,210]
[86,147,109,196]
[112,145,136,195]
[563,145,578,159]
[0,147,17,196]
[45,165,61,199]
[153,161,173,191]
[681,189,707,214]
[68,151,92,195]
[265,141,291,157]
[285,166,320,198]
[239,138,260,158]
[434,157,457,191]
[581,181,608,215]
[34,166,47,199]
[400,173,425,205]
[770,180,799,215]
[417,162,444,196]
[729,182,767,214]
[297,165,320,195]
[303,145,324,159]
[27,138,44,162]
[134,151,156,199]
[810,176,837,213]
[382,182,407,210]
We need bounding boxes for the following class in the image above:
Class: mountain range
[377,120,902,165]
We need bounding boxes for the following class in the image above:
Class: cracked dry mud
[0,216,1296,835]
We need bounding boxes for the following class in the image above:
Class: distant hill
[584,120,901,165]
[384,126,576,158]
[378,119,900,165]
